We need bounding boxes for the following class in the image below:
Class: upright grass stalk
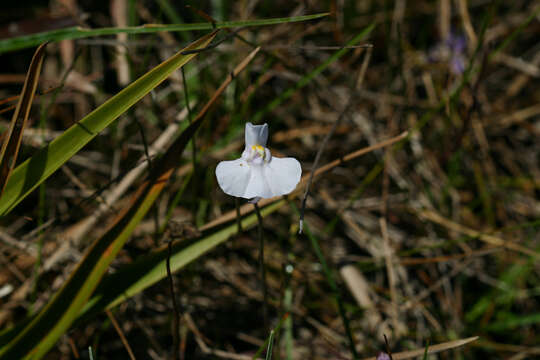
[265,330,275,360]
[252,314,289,360]
[422,340,430,360]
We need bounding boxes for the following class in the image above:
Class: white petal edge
[216,158,251,198]
[263,157,302,197]
[245,122,268,147]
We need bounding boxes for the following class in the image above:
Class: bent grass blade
[0,13,328,54]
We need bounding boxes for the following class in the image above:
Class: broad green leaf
[0,43,47,195]
[0,31,217,216]
[0,13,328,54]
[0,32,217,360]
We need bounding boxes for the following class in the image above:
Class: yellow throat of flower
[251,145,266,159]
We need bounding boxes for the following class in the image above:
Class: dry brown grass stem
[106,309,137,360]
[417,209,539,258]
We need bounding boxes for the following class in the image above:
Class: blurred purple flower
[376,352,391,360]
[429,32,467,75]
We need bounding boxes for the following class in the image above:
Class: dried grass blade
[0,43,47,195]
[418,209,538,258]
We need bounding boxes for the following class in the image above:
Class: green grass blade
[0,87,213,358]
[486,312,540,332]
[0,31,217,216]
[252,314,289,360]
[265,330,275,360]
[466,259,534,323]
[422,340,430,360]
[0,13,328,54]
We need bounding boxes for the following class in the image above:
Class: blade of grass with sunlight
[0,31,217,216]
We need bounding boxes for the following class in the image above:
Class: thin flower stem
[235,197,243,233]
[384,334,394,360]
[254,201,268,332]
[167,240,181,360]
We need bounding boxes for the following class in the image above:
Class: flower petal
[216,158,251,197]
[263,157,302,197]
[243,166,273,199]
[245,122,268,147]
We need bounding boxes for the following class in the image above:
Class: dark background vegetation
[0,0,539,359]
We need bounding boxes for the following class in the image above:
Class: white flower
[216,122,301,200]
